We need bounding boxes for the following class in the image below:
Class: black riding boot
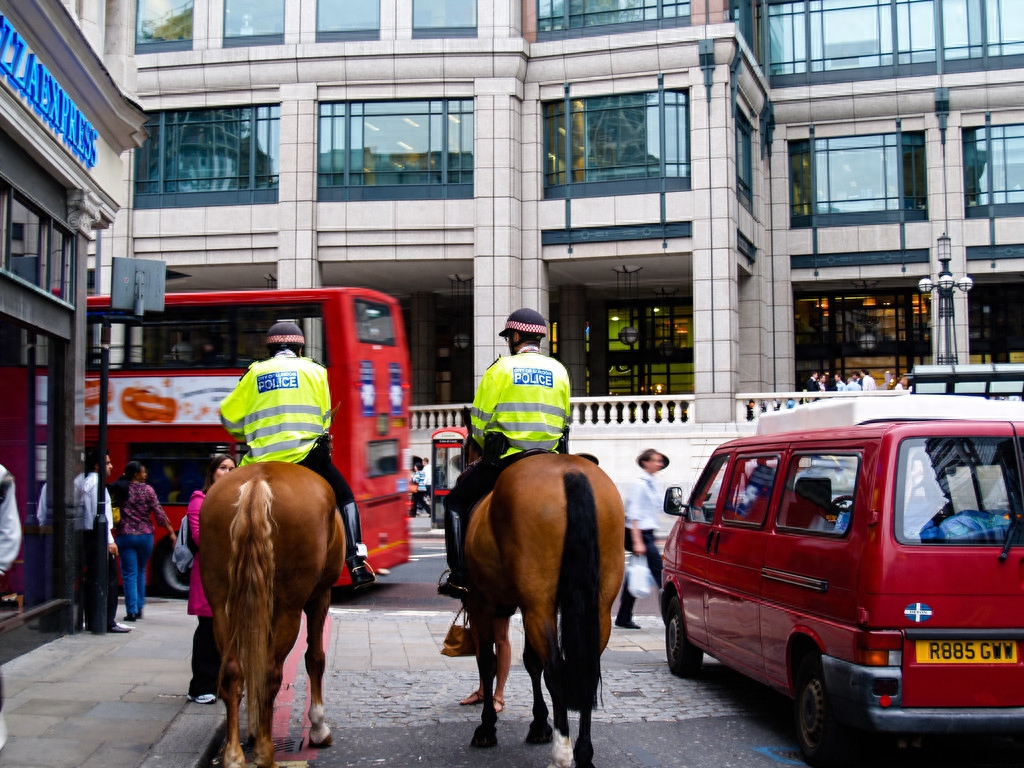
[438,505,467,598]
[340,501,375,588]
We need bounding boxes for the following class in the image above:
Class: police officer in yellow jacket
[219,321,375,587]
[437,308,571,597]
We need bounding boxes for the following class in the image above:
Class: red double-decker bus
[86,288,411,596]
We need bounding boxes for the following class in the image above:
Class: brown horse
[200,462,345,768]
[464,453,625,768]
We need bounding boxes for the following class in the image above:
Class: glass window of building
[737,112,753,210]
[136,0,193,51]
[543,90,690,199]
[318,0,379,40]
[413,0,476,36]
[794,291,931,379]
[607,301,693,395]
[224,0,284,45]
[317,99,474,201]
[1,188,75,302]
[964,124,1024,215]
[134,106,281,209]
[788,131,926,227]
[537,0,690,34]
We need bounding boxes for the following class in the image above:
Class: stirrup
[349,559,376,589]
[437,569,468,598]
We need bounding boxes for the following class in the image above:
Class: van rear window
[896,436,1024,545]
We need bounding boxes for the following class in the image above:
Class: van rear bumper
[822,655,1024,733]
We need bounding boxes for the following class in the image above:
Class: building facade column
[558,285,587,396]
[409,291,437,405]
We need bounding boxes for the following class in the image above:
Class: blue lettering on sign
[512,367,554,388]
[0,15,98,168]
[256,371,299,393]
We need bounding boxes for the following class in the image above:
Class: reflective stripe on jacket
[470,351,570,457]
[219,354,331,464]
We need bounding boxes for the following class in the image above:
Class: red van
[661,395,1024,767]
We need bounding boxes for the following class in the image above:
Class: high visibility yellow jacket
[470,350,571,458]
[219,352,331,465]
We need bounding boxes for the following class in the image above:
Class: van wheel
[794,654,856,767]
[151,538,190,598]
[665,595,703,677]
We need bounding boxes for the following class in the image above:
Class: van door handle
[705,530,720,554]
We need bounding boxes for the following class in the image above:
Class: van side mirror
[664,486,686,516]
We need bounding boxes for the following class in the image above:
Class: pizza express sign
[0,14,98,168]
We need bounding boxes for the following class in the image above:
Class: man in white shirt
[615,448,668,630]
[0,463,23,754]
[861,369,877,391]
[81,448,131,634]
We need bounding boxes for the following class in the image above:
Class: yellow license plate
[915,640,1018,664]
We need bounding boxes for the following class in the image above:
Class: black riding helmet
[267,321,304,352]
[498,308,547,339]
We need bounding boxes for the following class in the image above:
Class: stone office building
[112,0,1024,418]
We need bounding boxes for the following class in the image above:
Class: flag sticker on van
[904,602,933,623]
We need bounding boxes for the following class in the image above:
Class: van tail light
[856,630,904,667]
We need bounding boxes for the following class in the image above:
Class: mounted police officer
[219,321,375,588]
[437,308,571,598]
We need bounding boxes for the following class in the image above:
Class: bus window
[368,439,400,477]
[354,299,395,345]
[88,302,326,371]
[123,443,238,504]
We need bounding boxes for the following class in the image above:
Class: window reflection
[413,0,476,29]
[963,124,1024,210]
[538,0,690,32]
[318,100,474,198]
[134,107,281,207]
[318,0,379,35]
[1,192,74,301]
[224,0,284,39]
[136,0,194,46]
[789,132,926,225]
[543,90,689,195]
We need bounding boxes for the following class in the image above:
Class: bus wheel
[794,654,856,767]
[665,595,703,677]
[152,538,190,598]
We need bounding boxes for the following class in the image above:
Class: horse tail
[224,475,276,735]
[555,470,602,712]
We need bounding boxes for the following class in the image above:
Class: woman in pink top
[186,454,235,704]
[117,461,176,621]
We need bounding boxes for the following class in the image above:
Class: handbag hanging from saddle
[440,607,476,657]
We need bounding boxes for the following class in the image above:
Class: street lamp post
[918,234,972,365]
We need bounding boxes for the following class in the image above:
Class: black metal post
[90,317,111,635]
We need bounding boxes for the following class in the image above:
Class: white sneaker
[188,693,216,705]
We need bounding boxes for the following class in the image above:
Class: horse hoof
[471,726,498,748]
[526,723,553,744]
[309,732,332,748]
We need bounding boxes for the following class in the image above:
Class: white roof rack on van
[755,394,1024,436]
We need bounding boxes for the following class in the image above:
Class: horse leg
[252,615,299,768]
[523,640,552,744]
[544,665,573,768]
[219,657,246,768]
[471,613,498,748]
[573,707,595,768]
[304,588,332,748]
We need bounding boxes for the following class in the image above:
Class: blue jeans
[118,533,153,616]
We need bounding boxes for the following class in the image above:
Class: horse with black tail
[464,453,625,768]
[200,462,345,768]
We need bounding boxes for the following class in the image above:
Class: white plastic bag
[626,554,653,598]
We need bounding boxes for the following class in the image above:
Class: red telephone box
[430,427,467,528]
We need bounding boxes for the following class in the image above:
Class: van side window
[896,436,1024,545]
[723,455,779,526]
[688,454,730,524]
[777,454,860,535]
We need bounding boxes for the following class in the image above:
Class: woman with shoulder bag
[186,454,235,704]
